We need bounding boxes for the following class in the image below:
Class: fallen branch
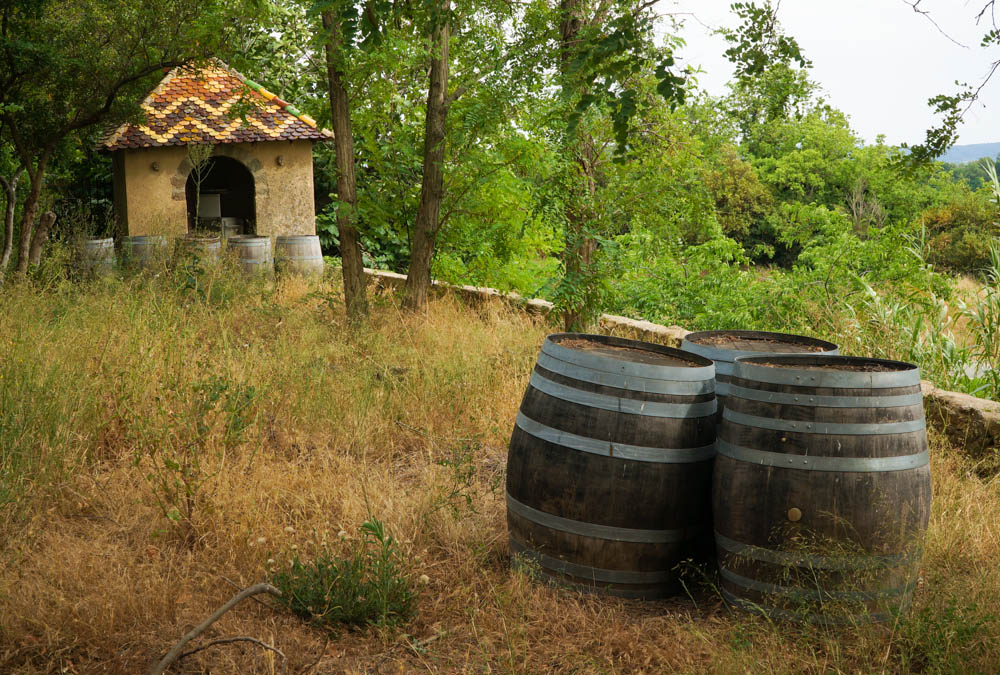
[149,582,282,675]
[179,635,286,662]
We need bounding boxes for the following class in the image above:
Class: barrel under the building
[506,333,718,599]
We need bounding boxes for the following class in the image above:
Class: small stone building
[102,60,331,238]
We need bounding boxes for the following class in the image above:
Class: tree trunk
[14,148,52,276]
[28,210,56,267]
[403,3,451,312]
[558,0,597,331]
[0,169,21,275]
[322,10,368,320]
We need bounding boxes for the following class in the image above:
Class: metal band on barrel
[719,566,916,601]
[530,372,717,419]
[515,412,715,464]
[726,385,924,409]
[506,492,695,543]
[732,359,920,389]
[720,587,893,626]
[536,352,715,395]
[722,409,926,435]
[509,537,675,584]
[714,533,914,570]
[541,338,714,381]
[715,439,929,472]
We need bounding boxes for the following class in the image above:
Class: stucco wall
[115,140,318,238]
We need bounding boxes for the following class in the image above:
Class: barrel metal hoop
[720,587,892,626]
[515,412,715,464]
[726,385,925,409]
[722,409,926,436]
[530,372,717,419]
[714,533,914,570]
[506,492,695,543]
[536,352,715,396]
[541,339,715,382]
[715,439,930,472]
[719,566,916,602]
[509,537,675,584]
[732,360,920,389]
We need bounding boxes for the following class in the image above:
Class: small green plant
[270,518,417,630]
[142,375,259,546]
[892,602,997,673]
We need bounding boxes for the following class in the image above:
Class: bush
[269,519,417,630]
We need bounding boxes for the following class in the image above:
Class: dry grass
[0,270,998,673]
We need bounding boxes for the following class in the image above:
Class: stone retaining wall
[363,268,1000,455]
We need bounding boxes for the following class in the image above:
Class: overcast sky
[662,0,1000,146]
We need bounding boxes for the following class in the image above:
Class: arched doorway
[185,156,256,234]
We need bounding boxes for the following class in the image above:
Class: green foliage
[893,602,997,673]
[270,519,417,630]
[922,190,999,275]
[140,375,260,545]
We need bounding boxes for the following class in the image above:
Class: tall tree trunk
[322,10,368,320]
[0,169,22,275]
[28,210,56,267]
[14,148,52,276]
[558,0,594,331]
[403,3,451,312]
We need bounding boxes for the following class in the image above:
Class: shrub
[269,519,417,630]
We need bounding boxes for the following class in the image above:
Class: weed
[269,518,417,630]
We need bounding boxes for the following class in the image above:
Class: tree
[0,0,256,275]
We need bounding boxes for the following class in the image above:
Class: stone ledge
[922,380,1000,458]
[362,267,999,454]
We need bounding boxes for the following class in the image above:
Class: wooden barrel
[227,235,273,276]
[179,233,221,267]
[274,235,324,278]
[507,333,718,598]
[680,330,838,422]
[121,235,169,271]
[77,237,114,277]
[713,355,931,624]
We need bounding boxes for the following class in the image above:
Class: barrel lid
[681,330,838,364]
[733,355,921,389]
[542,333,714,381]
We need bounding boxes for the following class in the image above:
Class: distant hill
[940,142,1000,165]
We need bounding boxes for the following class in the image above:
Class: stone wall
[113,139,317,238]
[362,267,1000,455]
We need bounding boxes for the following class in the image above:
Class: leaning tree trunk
[28,211,56,267]
[14,148,52,276]
[322,11,368,320]
[403,4,450,312]
[0,169,22,275]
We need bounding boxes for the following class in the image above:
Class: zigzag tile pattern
[103,62,329,150]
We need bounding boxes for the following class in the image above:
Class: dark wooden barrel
[77,237,114,277]
[506,333,718,598]
[275,235,324,278]
[121,235,169,271]
[227,235,273,276]
[713,355,931,624]
[680,330,839,423]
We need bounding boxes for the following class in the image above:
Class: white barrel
[77,237,115,277]
[227,235,273,276]
[122,235,169,271]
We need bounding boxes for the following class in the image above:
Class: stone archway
[184,156,256,233]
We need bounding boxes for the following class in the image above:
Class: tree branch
[177,636,286,664]
[148,583,282,675]
[901,0,968,48]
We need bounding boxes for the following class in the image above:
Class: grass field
[0,269,998,673]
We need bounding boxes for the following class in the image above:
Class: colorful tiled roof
[102,60,331,150]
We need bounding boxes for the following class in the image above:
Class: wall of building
[115,140,319,238]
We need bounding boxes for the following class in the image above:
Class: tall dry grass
[0,268,998,673]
